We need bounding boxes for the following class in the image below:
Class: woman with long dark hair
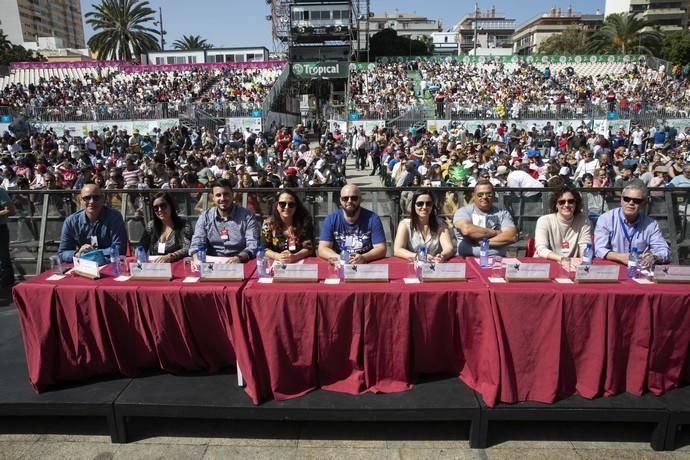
[534,186,591,261]
[393,188,455,262]
[140,191,193,263]
[261,189,313,263]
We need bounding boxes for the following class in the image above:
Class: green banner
[291,61,348,79]
[375,54,647,65]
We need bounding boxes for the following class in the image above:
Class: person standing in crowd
[534,187,592,261]
[594,184,671,266]
[190,179,259,264]
[58,184,128,262]
[318,184,386,264]
[454,180,517,257]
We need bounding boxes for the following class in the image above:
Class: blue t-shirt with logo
[319,208,386,254]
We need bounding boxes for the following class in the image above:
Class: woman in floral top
[261,189,314,263]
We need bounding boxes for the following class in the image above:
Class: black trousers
[357,148,367,170]
[0,224,13,286]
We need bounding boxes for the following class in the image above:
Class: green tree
[369,29,432,61]
[0,32,45,66]
[85,0,160,61]
[588,12,661,55]
[660,31,690,64]
[537,28,590,55]
[172,35,212,50]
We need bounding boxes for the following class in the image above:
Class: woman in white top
[534,186,592,261]
[394,188,455,262]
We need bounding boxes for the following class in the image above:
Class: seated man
[58,184,128,262]
[594,184,671,265]
[190,179,259,264]
[318,184,387,264]
[454,180,517,257]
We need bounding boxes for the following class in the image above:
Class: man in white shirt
[498,165,544,197]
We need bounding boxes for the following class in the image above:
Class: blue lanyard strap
[618,209,638,251]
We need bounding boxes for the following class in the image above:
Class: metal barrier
[23,103,188,122]
[7,187,690,279]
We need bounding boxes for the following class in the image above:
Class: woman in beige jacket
[534,187,592,262]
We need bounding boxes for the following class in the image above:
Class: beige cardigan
[534,213,592,259]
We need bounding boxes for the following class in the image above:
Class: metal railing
[7,186,690,279]
[22,103,188,122]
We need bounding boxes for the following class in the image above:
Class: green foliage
[660,31,690,64]
[588,12,661,55]
[369,29,433,61]
[537,28,590,55]
[172,35,212,50]
[0,32,46,66]
[86,0,160,61]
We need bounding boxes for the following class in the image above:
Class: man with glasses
[594,184,671,265]
[58,184,128,262]
[318,184,386,264]
[189,179,259,264]
[454,180,517,257]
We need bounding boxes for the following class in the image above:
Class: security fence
[7,187,690,279]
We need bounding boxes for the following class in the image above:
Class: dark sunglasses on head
[414,201,433,208]
[557,199,576,205]
[153,203,169,211]
[278,201,296,209]
[81,195,102,202]
[622,196,644,205]
[340,195,360,202]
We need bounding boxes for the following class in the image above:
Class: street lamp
[153,7,166,50]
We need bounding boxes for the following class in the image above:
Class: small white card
[114,275,131,282]
[505,262,551,281]
[46,274,66,281]
[654,266,690,283]
[421,263,466,281]
[633,278,654,284]
[343,264,389,282]
[129,262,172,280]
[324,278,340,285]
[182,276,199,283]
[206,255,233,264]
[403,277,421,284]
[575,265,620,283]
[554,278,574,284]
[72,257,100,279]
[200,262,244,281]
[273,263,318,283]
[257,277,274,284]
[488,277,507,283]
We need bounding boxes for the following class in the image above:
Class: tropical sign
[291,61,348,79]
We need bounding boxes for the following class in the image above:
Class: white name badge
[421,263,466,281]
[343,264,389,282]
[90,235,98,246]
[575,265,620,283]
[200,262,244,281]
[129,262,172,280]
[505,262,551,282]
[72,257,100,279]
[654,266,690,283]
[157,242,166,255]
[273,263,318,283]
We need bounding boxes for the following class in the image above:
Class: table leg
[236,360,245,387]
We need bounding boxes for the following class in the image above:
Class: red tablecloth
[470,258,690,406]
[12,261,255,391]
[235,257,498,405]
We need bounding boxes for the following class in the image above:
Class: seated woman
[261,190,313,263]
[534,186,592,261]
[394,188,455,263]
[140,192,193,263]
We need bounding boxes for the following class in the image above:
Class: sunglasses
[340,196,360,202]
[153,203,169,211]
[557,199,576,205]
[278,201,296,209]
[415,201,433,208]
[81,195,102,202]
[622,196,644,205]
[475,192,494,198]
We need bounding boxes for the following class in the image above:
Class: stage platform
[0,306,686,450]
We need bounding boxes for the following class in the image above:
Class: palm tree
[85,0,160,61]
[588,12,662,55]
[173,35,212,50]
[537,28,590,55]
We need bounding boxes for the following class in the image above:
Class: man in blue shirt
[58,184,128,262]
[0,188,16,286]
[318,184,387,264]
[189,179,259,264]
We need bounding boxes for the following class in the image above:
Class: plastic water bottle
[416,244,427,280]
[581,243,593,267]
[256,246,267,278]
[560,240,571,271]
[135,244,148,263]
[196,245,206,276]
[479,237,490,268]
[110,243,120,275]
[339,248,349,280]
[627,247,639,279]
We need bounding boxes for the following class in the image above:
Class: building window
[188,56,196,63]
[156,57,164,64]
[167,56,175,64]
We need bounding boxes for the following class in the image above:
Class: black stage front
[0,305,684,449]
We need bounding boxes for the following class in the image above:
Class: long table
[12,262,254,391]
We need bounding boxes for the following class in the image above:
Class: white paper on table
[554,278,574,284]
[633,278,654,285]
[257,277,273,284]
[46,274,65,281]
[488,277,507,283]
[114,275,131,282]
[324,278,340,285]
[205,255,233,264]
[403,277,421,284]
[182,276,200,283]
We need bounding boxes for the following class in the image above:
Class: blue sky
[80,0,605,51]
